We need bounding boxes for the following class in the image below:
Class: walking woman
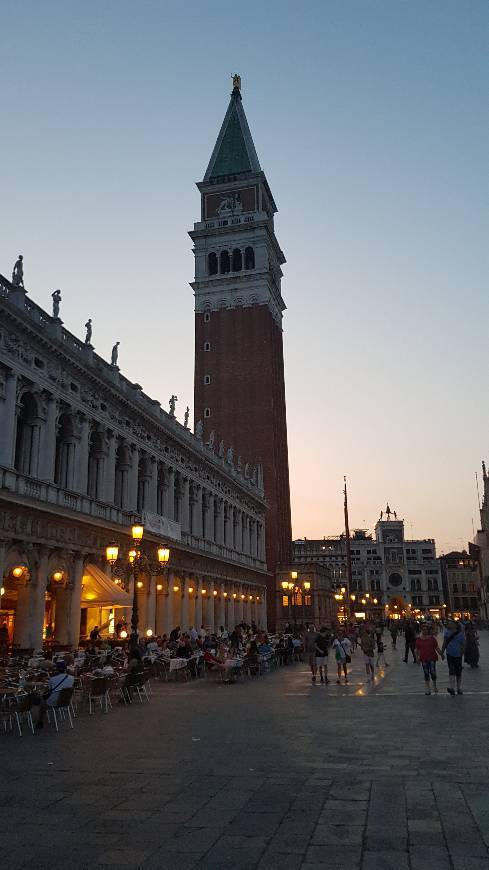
[442,619,465,696]
[464,622,480,668]
[332,630,352,685]
[415,623,443,695]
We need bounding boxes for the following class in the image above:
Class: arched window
[55,413,77,489]
[244,246,255,269]
[14,392,40,476]
[208,252,218,275]
[220,250,230,274]
[232,248,242,271]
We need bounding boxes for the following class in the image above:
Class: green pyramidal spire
[204,74,261,181]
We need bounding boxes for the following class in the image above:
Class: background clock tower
[190,76,292,625]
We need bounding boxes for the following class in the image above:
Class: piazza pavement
[3,632,489,870]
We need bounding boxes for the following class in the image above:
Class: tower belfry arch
[190,76,293,625]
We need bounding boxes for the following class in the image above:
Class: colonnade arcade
[1,383,265,561]
[0,535,267,652]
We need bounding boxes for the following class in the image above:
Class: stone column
[250,520,258,558]
[218,583,226,630]
[67,555,84,648]
[217,500,225,546]
[15,550,49,650]
[180,577,189,632]
[181,477,190,533]
[155,580,165,636]
[207,494,215,542]
[53,585,71,644]
[145,575,157,636]
[149,457,158,514]
[244,593,252,625]
[193,485,203,538]
[235,510,243,552]
[38,394,57,481]
[0,370,18,468]
[128,445,139,512]
[229,592,235,631]
[104,431,117,504]
[257,522,265,560]
[260,593,267,631]
[208,579,215,632]
[75,415,90,494]
[163,573,175,636]
[166,467,175,521]
[195,576,203,631]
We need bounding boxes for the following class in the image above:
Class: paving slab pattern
[2,632,489,868]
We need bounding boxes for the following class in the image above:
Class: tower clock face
[205,186,257,219]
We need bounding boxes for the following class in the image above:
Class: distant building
[293,507,444,621]
[276,562,335,630]
[473,461,489,620]
[439,551,483,619]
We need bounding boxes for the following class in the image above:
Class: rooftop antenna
[475,471,481,512]
[472,517,475,538]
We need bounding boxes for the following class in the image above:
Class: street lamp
[105,523,171,640]
[302,580,311,624]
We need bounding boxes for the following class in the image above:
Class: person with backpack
[332,629,352,685]
[315,626,331,684]
[442,619,465,696]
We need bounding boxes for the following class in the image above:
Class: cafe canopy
[81,564,132,608]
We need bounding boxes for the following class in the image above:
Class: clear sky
[2,1,487,553]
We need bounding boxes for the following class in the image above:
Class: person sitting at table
[169,626,181,643]
[127,643,143,673]
[158,639,171,662]
[90,625,101,641]
[204,648,226,673]
[35,660,74,728]
[246,640,260,675]
[176,634,192,659]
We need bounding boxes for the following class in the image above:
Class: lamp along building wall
[0,272,268,651]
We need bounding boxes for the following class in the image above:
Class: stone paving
[3,632,489,869]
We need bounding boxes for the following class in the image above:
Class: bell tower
[190,76,292,623]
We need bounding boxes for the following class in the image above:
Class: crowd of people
[301,616,481,695]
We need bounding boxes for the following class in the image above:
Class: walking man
[442,619,465,696]
[360,628,376,682]
[415,623,443,695]
[403,619,418,663]
[315,626,331,684]
[303,624,319,683]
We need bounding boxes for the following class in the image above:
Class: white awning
[81,563,132,608]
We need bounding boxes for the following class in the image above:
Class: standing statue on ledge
[111,341,120,366]
[184,406,190,429]
[84,318,92,345]
[237,455,242,473]
[218,439,225,458]
[12,255,24,287]
[226,446,234,465]
[51,289,61,319]
[195,420,203,440]
[169,394,177,417]
[207,430,215,450]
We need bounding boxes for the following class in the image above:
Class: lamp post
[303,580,311,625]
[105,523,170,640]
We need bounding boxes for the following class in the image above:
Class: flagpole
[344,476,352,625]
